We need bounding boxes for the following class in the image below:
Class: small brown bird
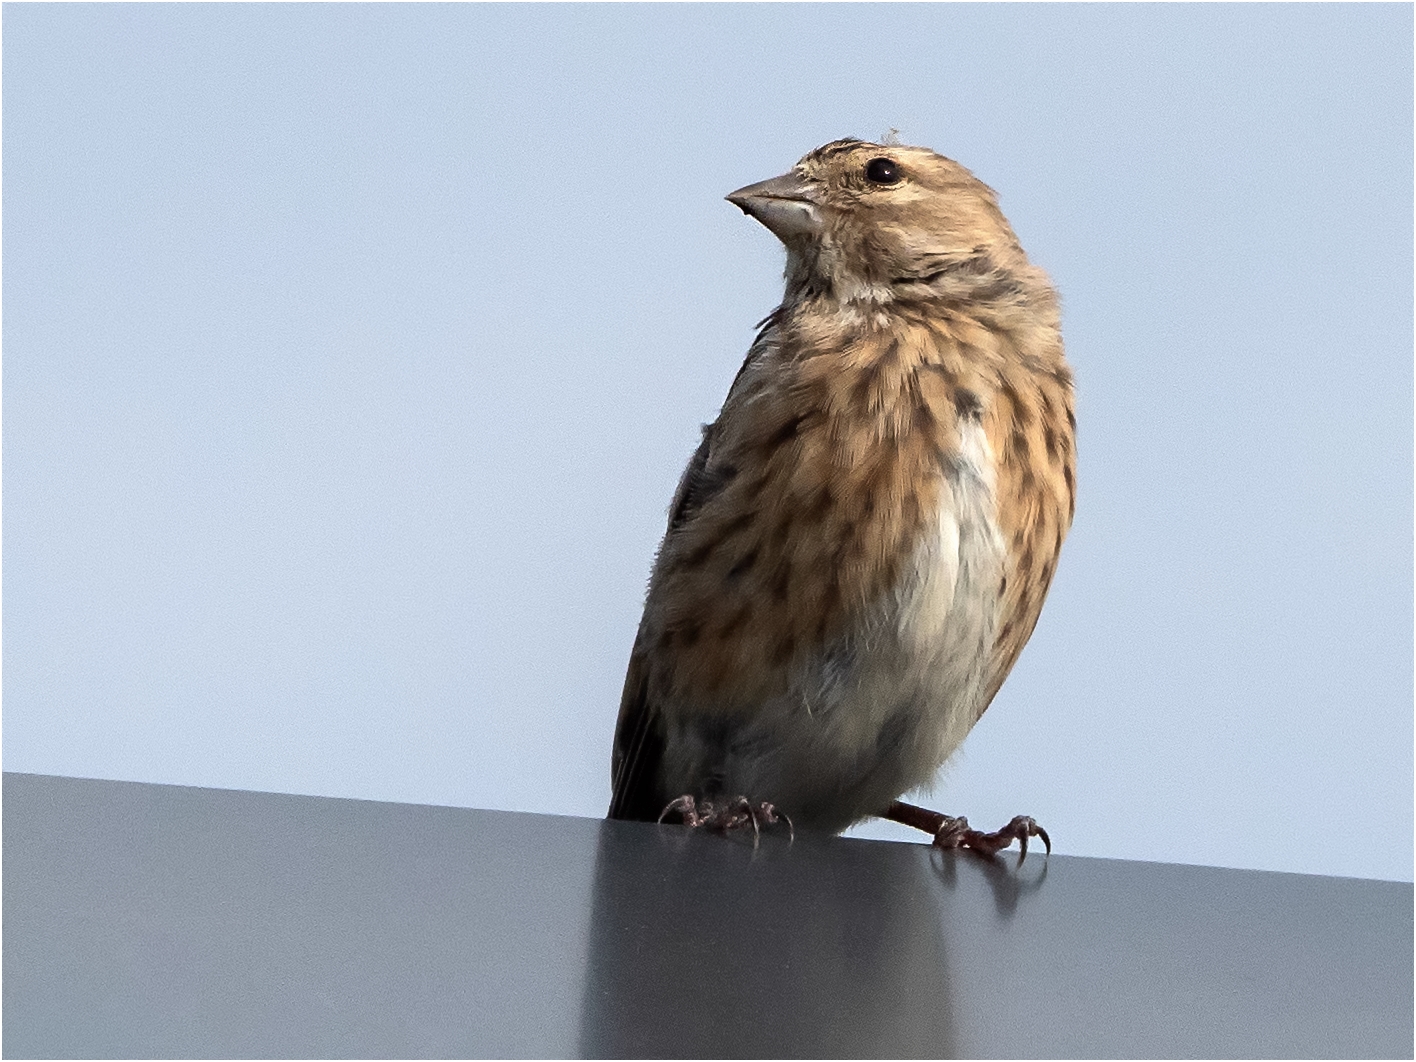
[609,139,1075,857]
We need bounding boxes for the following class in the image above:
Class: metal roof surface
[5,772,1410,1058]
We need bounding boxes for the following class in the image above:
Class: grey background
[5,5,1412,881]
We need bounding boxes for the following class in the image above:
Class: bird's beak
[726,171,822,241]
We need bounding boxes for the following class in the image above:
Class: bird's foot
[658,795,794,845]
[932,814,1050,861]
[883,800,1050,863]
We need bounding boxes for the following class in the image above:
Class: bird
[608,138,1075,858]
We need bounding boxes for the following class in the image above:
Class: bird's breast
[646,317,1009,711]
[809,414,1004,779]
[893,416,1004,659]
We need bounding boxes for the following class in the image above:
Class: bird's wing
[608,427,722,820]
[608,324,781,820]
[607,633,663,820]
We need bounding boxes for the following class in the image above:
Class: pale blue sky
[5,4,1411,881]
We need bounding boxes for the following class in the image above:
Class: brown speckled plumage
[609,139,1074,844]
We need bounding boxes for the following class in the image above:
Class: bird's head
[727,138,1031,310]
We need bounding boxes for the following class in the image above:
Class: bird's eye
[865,157,902,185]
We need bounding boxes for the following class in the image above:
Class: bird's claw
[932,813,1051,863]
[658,794,794,846]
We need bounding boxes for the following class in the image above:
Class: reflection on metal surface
[579,822,962,1058]
[925,841,1050,921]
